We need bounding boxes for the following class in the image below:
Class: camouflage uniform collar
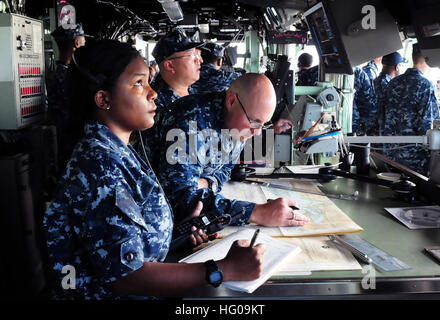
[406,68,424,76]
[83,121,132,156]
[188,84,197,95]
[378,72,391,81]
[201,63,217,71]
[152,73,196,98]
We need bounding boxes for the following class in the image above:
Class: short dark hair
[201,51,221,65]
[54,38,74,53]
[412,51,425,65]
[66,39,141,140]
[298,53,313,68]
[382,64,398,74]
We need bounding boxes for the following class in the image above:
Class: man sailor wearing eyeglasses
[156,73,311,227]
[139,28,204,174]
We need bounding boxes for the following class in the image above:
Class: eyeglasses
[236,94,273,130]
[166,50,201,61]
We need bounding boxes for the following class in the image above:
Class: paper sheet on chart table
[284,164,341,175]
[180,229,302,293]
[219,179,363,237]
[192,235,362,276]
[273,236,362,276]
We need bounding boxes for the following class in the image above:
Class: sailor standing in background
[191,42,241,93]
[47,23,88,174]
[352,66,378,135]
[373,52,404,135]
[383,44,440,174]
[362,57,382,85]
[296,53,318,86]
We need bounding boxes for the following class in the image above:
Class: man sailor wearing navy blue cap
[47,23,89,175]
[296,53,319,86]
[139,29,205,174]
[192,42,241,93]
[373,52,404,135]
[383,44,440,174]
[149,28,204,110]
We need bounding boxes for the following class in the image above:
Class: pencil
[249,228,260,247]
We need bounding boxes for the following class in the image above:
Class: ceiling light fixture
[158,0,184,23]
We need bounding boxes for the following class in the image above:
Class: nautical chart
[219,179,363,238]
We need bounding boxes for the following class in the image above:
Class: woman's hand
[218,240,266,281]
[183,201,218,247]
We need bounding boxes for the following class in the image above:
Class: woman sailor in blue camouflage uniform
[43,40,265,300]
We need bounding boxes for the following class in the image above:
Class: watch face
[209,271,223,285]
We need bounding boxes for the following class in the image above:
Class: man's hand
[273,118,293,134]
[249,197,311,227]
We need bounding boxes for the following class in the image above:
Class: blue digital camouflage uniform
[48,23,89,169]
[373,72,392,135]
[352,67,378,134]
[157,91,255,224]
[44,121,173,300]
[47,61,74,171]
[47,61,69,126]
[296,65,319,86]
[191,63,241,93]
[139,74,197,174]
[362,61,380,85]
[383,68,440,174]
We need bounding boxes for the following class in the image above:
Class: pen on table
[330,236,372,264]
[249,228,260,247]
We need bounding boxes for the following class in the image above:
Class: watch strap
[204,259,222,287]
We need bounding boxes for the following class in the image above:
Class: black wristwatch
[204,259,223,287]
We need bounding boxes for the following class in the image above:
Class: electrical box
[0,13,46,130]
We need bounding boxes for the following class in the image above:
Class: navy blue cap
[152,29,204,64]
[382,52,404,66]
[51,23,89,42]
[202,42,225,57]
[298,53,313,67]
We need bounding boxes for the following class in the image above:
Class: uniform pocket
[120,234,145,271]
[115,184,151,232]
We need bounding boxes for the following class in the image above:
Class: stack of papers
[179,229,301,293]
